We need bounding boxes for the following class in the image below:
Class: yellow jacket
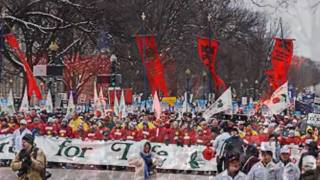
[68,118,89,132]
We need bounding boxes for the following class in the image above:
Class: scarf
[140,152,152,180]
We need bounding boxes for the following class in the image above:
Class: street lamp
[49,41,59,52]
[207,13,212,22]
[110,54,117,88]
[141,12,146,21]
[141,12,148,99]
[9,79,13,88]
[254,80,259,100]
[185,68,191,93]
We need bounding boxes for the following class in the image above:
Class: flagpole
[207,13,214,97]
[141,12,148,100]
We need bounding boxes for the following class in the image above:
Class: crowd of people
[1,107,320,179]
[0,108,318,147]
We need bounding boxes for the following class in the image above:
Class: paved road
[0,168,212,180]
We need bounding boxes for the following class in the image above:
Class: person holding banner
[128,141,161,180]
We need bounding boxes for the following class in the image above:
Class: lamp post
[110,54,117,88]
[254,80,259,100]
[49,41,59,64]
[48,41,59,105]
[185,68,191,103]
[207,13,214,94]
[202,71,207,100]
[141,12,148,99]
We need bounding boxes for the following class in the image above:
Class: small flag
[113,92,119,116]
[119,90,127,118]
[45,89,53,113]
[152,91,162,119]
[66,91,75,117]
[19,86,29,112]
[6,88,15,115]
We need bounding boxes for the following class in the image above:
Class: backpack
[33,147,49,180]
[218,136,247,171]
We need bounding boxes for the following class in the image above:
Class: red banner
[197,36,225,90]
[108,88,133,106]
[135,35,168,96]
[4,34,42,100]
[266,38,293,90]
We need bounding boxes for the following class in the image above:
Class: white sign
[0,135,216,171]
[307,113,320,127]
[242,97,247,105]
[33,65,47,76]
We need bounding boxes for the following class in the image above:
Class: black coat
[300,167,320,180]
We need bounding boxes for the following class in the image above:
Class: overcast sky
[246,0,320,61]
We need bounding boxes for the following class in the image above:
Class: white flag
[93,80,99,111]
[98,87,106,116]
[152,91,162,119]
[182,92,189,113]
[264,82,289,114]
[66,92,75,117]
[119,90,127,118]
[19,86,29,112]
[6,88,16,115]
[203,87,232,119]
[113,92,119,116]
[45,90,53,113]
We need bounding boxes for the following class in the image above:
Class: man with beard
[11,134,47,180]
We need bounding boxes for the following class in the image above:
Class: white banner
[307,113,320,127]
[33,65,47,76]
[0,135,216,171]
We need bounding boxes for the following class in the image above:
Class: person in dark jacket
[299,155,319,180]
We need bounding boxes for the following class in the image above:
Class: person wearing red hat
[28,117,45,136]
[85,123,103,141]
[57,118,74,138]
[125,122,140,141]
[109,122,125,140]
[44,117,58,136]
[181,123,196,147]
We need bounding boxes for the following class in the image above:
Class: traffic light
[109,74,116,87]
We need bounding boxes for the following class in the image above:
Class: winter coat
[277,161,300,180]
[299,167,320,180]
[128,154,160,180]
[11,147,46,180]
[246,161,283,180]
